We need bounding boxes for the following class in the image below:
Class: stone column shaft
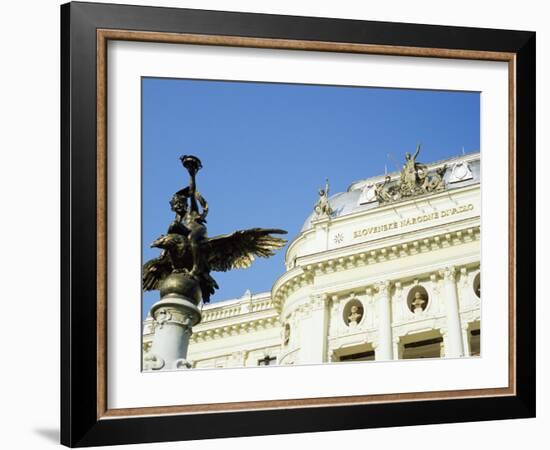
[375,281,393,361]
[441,267,464,358]
[145,296,201,371]
[298,295,329,364]
[462,326,471,357]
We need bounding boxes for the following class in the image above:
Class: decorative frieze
[273,226,480,309]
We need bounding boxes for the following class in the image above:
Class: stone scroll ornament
[142,155,287,370]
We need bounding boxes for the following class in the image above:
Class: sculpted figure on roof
[400,144,429,196]
[314,178,333,219]
[375,175,397,203]
[374,145,448,204]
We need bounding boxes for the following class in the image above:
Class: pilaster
[375,280,393,361]
[440,267,464,358]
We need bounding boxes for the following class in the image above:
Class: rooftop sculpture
[375,145,447,204]
[313,178,333,219]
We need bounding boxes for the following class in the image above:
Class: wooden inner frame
[96,29,517,420]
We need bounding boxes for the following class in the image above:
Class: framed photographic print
[61,1,536,447]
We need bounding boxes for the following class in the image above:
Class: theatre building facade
[143,151,481,369]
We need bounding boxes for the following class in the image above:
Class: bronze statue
[143,155,287,303]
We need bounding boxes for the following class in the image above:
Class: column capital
[308,294,329,311]
[440,266,457,281]
[376,280,392,295]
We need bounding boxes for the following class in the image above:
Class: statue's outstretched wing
[142,252,173,291]
[204,228,287,272]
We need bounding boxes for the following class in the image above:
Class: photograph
[140,78,481,371]
[56,2,536,445]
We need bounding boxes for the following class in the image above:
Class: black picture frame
[61,1,535,447]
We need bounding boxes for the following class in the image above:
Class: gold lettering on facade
[352,203,474,240]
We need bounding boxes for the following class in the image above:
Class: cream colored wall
[189,327,281,369]
[143,158,481,368]
[274,181,480,364]
[286,183,480,264]
[187,293,283,368]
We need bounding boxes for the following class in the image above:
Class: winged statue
[143,227,287,303]
[142,155,287,303]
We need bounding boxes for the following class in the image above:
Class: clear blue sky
[142,77,479,318]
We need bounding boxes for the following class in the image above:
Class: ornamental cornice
[272,225,480,309]
[298,217,479,269]
[271,267,315,310]
[190,314,280,342]
[459,308,481,324]
[395,319,444,338]
[200,297,275,323]
[328,330,376,350]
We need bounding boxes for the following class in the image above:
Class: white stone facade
[143,152,481,368]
